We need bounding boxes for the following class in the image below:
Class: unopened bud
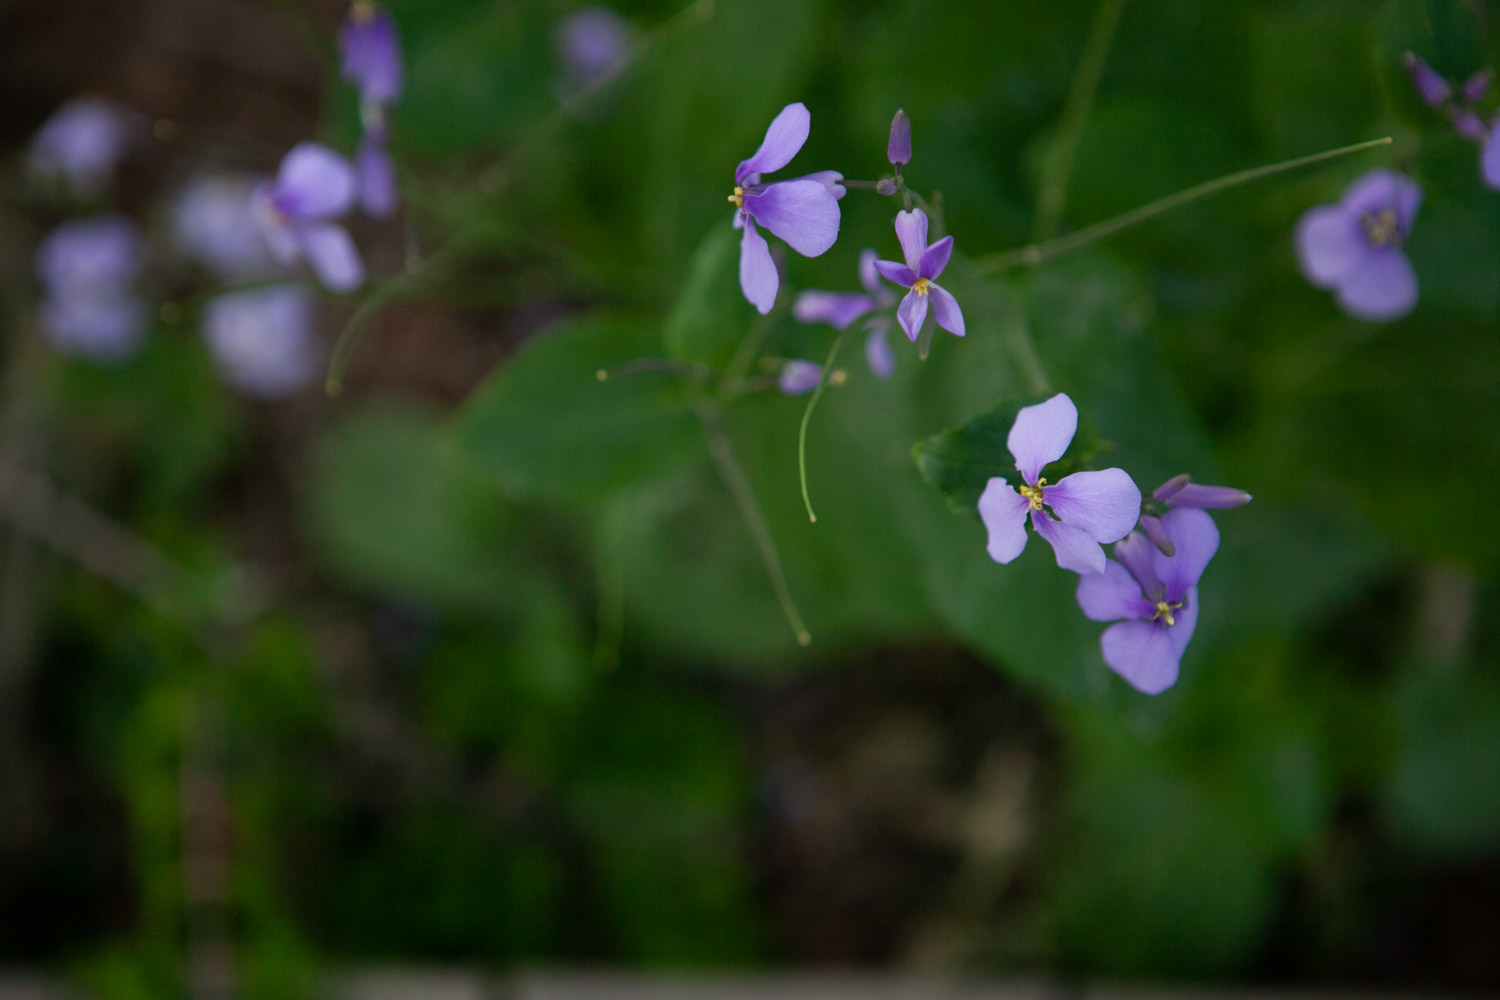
[1462,68,1493,104]
[875,178,897,196]
[1405,51,1451,107]
[887,108,911,166]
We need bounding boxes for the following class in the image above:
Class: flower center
[1017,477,1047,511]
[912,277,931,296]
[1151,599,1184,627]
[728,186,744,208]
[1361,208,1401,248]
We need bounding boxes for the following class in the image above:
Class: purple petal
[1163,483,1253,509]
[978,479,1030,565]
[1455,109,1488,141]
[778,360,822,395]
[297,222,364,292]
[1462,68,1493,104]
[896,288,928,341]
[858,248,883,297]
[1335,248,1417,321]
[1295,205,1365,288]
[1137,515,1175,557]
[274,143,356,220]
[865,319,895,379]
[1076,559,1155,623]
[893,208,928,271]
[1006,392,1077,486]
[738,218,778,315]
[874,260,916,288]
[1044,468,1141,543]
[254,185,301,265]
[1151,474,1190,501]
[28,99,135,197]
[736,102,810,185]
[202,285,318,398]
[792,291,874,329]
[918,235,953,279]
[1404,52,1451,106]
[741,179,840,257]
[1113,531,1164,595]
[357,140,397,218]
[1099,620,1181,695]
[172,174,276,280]
[1390,175,1423,236]
[927,282,964,337]
[1032,510,1106,575]
[1342,168,1421,235]
[36,216,143,293]
[1150,508,1219,605]
[1484,128,1500,189]
[887,108,911,166]
[340,4,404,105]
[558,6,633,86]
[40,292,147,361]
[790,170,846,200]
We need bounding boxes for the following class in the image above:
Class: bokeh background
[1,0,1498,996]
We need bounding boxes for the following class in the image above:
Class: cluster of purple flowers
[1405,52,1500,187]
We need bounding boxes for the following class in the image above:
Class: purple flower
[874,208,964,341]
[1462,68,1494,104]
[28,99,135,197]
[172,174,278,280]
[558,6,633,88]
[977,393,1143,575]
[35,216,148,361]
[793,250,897,379]
[1075,508,1219,695]
[1405,52,1451,107]
[1295,168,1420,322]
[887,108,911,166]
[778,360,823,395]
[1482,123,1500,190]
[253,143,364,292]
[340,2,403,107]
[731,103,842,314]
[202,286,319,398]
[1455,109,1489,141]
[356,136,397,218]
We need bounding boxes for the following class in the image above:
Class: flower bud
[875,178,897,196]
[1461,68,1493,104]
[1164,483,1253,509]
[778,360,823,396]
[1454,109,1487,141]
[1405,51,1451,106]
[887,108,911,166]
[1137,515,1175,557]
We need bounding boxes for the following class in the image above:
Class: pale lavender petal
[1164,483,1253,509]
[202,285,319,398]
[40,292,147,361]
[1044,468,1141,543]
[893,208,928,270]
[790,170,846,200]
[558,6,633,86]
[37,216,143,293]
[1113,531,1164,597]
[874,260,916,288]
[792,291,874,329]
[1150,508,1219,605]
[1335,248,1417,321]
[28,99,134,196]
[274,143,356,219]
[254,185,301,266]
[340,4,404,105]
[1295,205,1365,288]
[1484,127,1500,189]
[918,235,953,279]
[858,248,883,297]
[738,218,778,314]
[297,222,364,292]
[1390,175,1423,236]
[1341,168,1403,217]
[896,288,928,341]
[741,179,840,257]
[1032,510,1106,574]
[1076,559,1154,623]
[927,282,964,337]
[778,360,822,395]
[1462,68,1493,104]
[1100,620,1180,695]
[865,319,895,379]
[887,108,911,166]
[357,140,397,218]
[1006,392,1077,486]
[1405,52,1451,106]
[172,174,277,280]
[1137,515,1175,557]
[1167,587,1200,661]
[978,479,1030,565]
[1455,109,1488,141]
[736,103,810,185]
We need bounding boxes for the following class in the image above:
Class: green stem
[723,312,774,392]
[1008,311,1051,395]
[696,402,811,647]
[1033,0,1127,241]
[797,325,854,523]
[976,136,1393,275]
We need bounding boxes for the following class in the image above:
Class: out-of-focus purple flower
[35,216,148,360]
[1462,68,1493,104]
[1405,52,1452,107]
[28,99,135,197]
[356,137,397,218]
[340,2,403,106]
[1295,168,1420,322]
[793,250,897,379]
[558,6,634,88]
[1075,508,1219,695]
[171,174,278,280]
[1152,474,1252,510]
[730,103,842,314]
[873,208,964,341]
[977,393,1142,575]
[202,285,319,398]
[887,108,911,166]
[253,143,364,292]
[1482,124,1500,190]
[1455,109,1488,141]
[778,360,823,396]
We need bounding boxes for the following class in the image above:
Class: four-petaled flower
[1075,507,1219,695]
[1295,168,1420,322]
[731,103,842,314]
[874,208,964,341]
[253,143,365,292]
[792,250,898,378]
[978,393,1142,575]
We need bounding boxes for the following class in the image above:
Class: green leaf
[664,224,744,371]
[455,311,702,506]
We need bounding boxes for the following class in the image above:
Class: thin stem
[1033,0,1127,241]
[1007,311,1051,395]
[723,312,774,391]
[797,325,854,523]
[696,402,811,647]
[976,136,1393,275]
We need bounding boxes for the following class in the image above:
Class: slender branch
[696,402,811,647]
[1033,0,1127,242]
[797,325,854,523]
[976,136,1393,274]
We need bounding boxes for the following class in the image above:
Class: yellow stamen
[728,186,744,208]
[1152,600,1184,627]
[1361,208,1400,248]
[912,277,931,296]
[1017,477,1047,511]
